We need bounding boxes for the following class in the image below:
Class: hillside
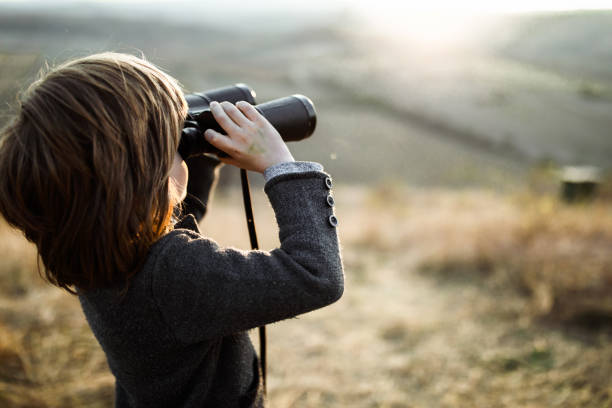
[0,6,611,186]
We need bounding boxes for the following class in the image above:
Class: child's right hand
[204,101,295,173]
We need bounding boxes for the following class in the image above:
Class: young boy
[0,52,343,407]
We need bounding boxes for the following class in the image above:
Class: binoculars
[178,84,317,160]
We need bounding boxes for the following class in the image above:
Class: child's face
[169,152,188,202]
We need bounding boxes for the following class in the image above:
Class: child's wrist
[263,161,324,183]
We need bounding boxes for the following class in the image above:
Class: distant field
[0,8,611,186]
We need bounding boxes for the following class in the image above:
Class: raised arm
[151,168,343,343]
[155,101,343,343]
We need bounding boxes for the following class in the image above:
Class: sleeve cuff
[263,161,324,183]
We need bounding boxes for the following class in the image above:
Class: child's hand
[204,101,295,173]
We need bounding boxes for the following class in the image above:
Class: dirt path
[264,247,612,407]
[200,188,612,407]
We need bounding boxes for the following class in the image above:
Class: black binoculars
[178,84,317,160]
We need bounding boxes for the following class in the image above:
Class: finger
[220,101,250,127]
[209,101,241,135]
[204,129,240,157]
[236,101,263,122]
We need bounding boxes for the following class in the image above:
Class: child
[0,53,344,407]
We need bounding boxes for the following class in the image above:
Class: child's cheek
[170,152,188,201]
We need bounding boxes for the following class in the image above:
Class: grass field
[0,184,611,407]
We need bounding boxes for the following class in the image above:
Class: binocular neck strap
[240,169,267,395]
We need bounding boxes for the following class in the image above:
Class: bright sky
[1,0,611,14]
[348,0,612,50]
[1,0,609,49]
[348,0,612,14]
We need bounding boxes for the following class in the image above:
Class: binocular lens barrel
[254,95,317,142]
[179,84,317,160]
[184,83,257,115]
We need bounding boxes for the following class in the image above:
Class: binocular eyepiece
[178,84,317,160]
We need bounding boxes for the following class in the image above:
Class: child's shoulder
[149,214,209,260]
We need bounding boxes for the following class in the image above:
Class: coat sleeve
[151,170,344,343]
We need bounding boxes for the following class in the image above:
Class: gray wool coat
[78,165,344,407]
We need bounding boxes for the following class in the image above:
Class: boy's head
[0,52,188,292]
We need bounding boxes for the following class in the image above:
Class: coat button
[326,194,335,207]
[324,177,333,190]
[328,214,338,227]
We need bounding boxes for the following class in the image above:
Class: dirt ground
[211,186,612,407]
[0,186,611,407]
[263,247,612,407]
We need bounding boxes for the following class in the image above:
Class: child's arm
[152,168,343,342]
[150,101,343,342]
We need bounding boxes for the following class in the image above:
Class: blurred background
[0,1,611,407]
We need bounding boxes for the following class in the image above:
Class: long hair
[0,52,188,293]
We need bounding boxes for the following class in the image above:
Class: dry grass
[0,223,114,407]
[415,188,612,322]
[0,52,39,127]
[0,185,611,407]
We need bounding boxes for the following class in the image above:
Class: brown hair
[0,52,187,293]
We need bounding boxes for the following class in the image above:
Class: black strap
[240,169,267,395]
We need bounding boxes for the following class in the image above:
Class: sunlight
[350,0,611,14]
[351,0,611,52]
